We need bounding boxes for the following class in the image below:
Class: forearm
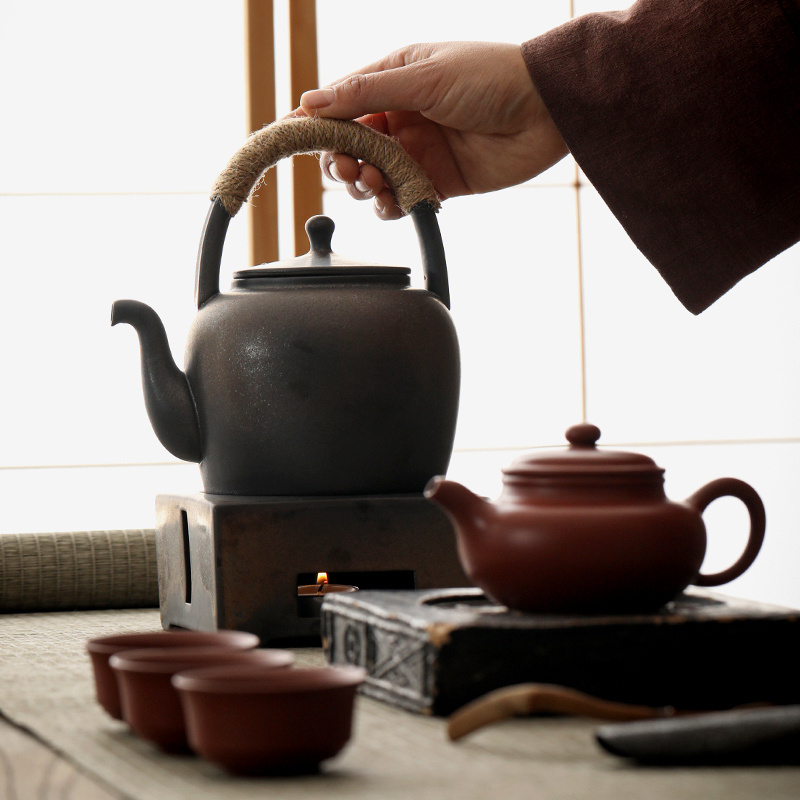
[522,0,800,313]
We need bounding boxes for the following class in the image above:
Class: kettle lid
[233,215,409,280]
[503,423,663,477]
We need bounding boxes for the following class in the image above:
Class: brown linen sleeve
[522,0,800,314]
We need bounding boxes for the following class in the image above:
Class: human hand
[295,41,568,219]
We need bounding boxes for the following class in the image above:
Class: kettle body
[184,259,459,495]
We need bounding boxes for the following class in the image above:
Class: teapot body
[461,482,707,613]
[426,424,765,613]
[187,280,459,495]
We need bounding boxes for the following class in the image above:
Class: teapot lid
[503,423,663,478]
[232,215,409,280]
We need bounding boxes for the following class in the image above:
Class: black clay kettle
[112,118,459,496]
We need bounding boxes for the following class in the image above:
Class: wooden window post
[289,0,323,254]
[244,0,279,265]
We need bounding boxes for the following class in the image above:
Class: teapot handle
[195,117,449,309]
[685,477,766,586]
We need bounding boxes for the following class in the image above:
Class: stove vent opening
[295,570,416,593]
[180,508,192,604]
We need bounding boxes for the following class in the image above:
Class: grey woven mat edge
[0,529,159,611]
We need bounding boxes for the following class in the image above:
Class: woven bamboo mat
[0,530,158,611]
[1,610,799,800]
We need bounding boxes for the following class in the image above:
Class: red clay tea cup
[110,646,293,752]
[173,664,366,774]
[86,629,259,720]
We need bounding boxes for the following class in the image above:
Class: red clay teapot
[425,423,766,613]
[112,118,459,496]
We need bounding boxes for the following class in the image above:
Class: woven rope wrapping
[0,529,158,611]
[211,117,440,217]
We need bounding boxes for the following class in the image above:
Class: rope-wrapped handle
[211,117,440,217]
[196,117,450,309]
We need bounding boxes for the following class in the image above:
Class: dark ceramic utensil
[112,117,459,496]
[173,664,366,774]
[86,630,259,720]
[596,705,800,765]
[426,423,766,613]
[110,647,293,752]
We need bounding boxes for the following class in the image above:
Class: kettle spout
[424,476,494,534]
[111,299,202,463]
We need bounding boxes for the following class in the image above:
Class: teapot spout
[424,476,493,536]
[111,299,202,463]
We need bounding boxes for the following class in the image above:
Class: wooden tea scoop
[447,683,678,741]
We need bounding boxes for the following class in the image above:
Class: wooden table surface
[0,714,122,799]
[1,608,799,800]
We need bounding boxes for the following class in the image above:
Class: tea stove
[155,492,469,645]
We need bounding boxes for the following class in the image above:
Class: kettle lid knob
[565,423,602,448]
[305,215,335,255]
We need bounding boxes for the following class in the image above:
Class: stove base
[155,493,468,644]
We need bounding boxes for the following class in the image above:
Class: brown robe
[522,0,800,313]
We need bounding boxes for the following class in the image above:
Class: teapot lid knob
[305,215,335,254]
[565,423,601,448]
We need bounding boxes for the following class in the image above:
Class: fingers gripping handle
[196,117,449,308]
[686,477,766,587]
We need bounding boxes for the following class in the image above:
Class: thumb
[300,66,428,119]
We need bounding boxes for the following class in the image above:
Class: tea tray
[322,588,800,716]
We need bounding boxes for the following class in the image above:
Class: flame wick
[316,572,328,594]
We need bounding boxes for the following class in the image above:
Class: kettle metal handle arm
[195,199,231,309]
[196,117,450,309]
